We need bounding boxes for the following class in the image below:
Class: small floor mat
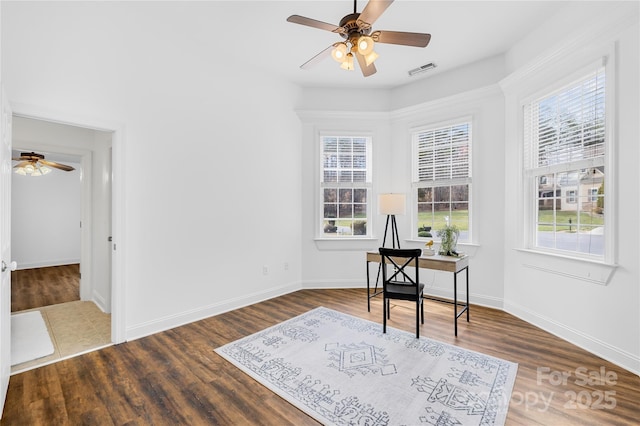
[11,311,55,365]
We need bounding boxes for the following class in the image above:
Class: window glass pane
[416,185,469,241]
[324,188,337,203]
[323,220,338,235]
[417,187,432,202]
[353,220,367,235]
[534,167,604,256]
[353,189,367,203]
[338,204,353,218]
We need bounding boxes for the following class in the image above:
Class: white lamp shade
[378,193,406,215]
[331,43,348,63]
[340,53,355,71]
[364,50,379,66]
[357,36,375,55]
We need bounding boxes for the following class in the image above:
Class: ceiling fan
[12,152,75,176]
[287,0,431,77]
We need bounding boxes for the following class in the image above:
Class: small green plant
[436,224,460,256]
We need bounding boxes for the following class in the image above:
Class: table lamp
[379,193,406,248]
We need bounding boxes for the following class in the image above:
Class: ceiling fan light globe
[364,50,379,66]
[24,164,35,174]
[14,168,26,176]
[340,53,355,71]
[357,36,375,55]
[331,43,348,63]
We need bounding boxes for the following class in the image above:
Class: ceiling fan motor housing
[338,13,372,40]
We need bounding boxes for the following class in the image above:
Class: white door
[0,86,13,416]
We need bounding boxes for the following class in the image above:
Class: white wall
[501,2,639,374]
[2,2,303,338]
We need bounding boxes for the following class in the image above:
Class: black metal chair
[379,247,425,338]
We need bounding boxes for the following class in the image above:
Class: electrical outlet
[284,262,289,271]
[263,265,269,275]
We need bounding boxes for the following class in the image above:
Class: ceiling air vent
[408,62,437,77]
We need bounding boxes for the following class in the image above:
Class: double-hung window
[524,66,606,258]
[412,120,472,242]
[320,135,372,237]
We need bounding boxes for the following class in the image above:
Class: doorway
[10,116,113,372]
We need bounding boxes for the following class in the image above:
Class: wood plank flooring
[11,265,80,312]
[2,289,639,425]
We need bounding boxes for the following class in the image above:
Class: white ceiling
[233,0,568,89]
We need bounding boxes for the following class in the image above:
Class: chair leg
[387,299,390,319]
[416,300,420,339]
[421,299,424,324]
[383,297,387,334]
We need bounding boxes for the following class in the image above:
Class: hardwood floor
[11,264,80,312]
[2,289,638,425]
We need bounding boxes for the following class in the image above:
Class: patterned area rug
[215,307,518,426]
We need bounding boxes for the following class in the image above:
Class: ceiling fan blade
[300,44,337,70]
[357,0,394,30]
[354,52,377,77]
[40,159,75,172]
[371,30,431,47]
[287,15,345,34]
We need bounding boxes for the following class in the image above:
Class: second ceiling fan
[287,0,431,77]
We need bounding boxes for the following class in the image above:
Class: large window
[320,135,371,237]
[524,67,606,257]
[412,121,472,242]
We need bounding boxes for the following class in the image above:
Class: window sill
[514,248,617,285]
[314,237,379,251]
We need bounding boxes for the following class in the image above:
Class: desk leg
[366,261,371,312]
[454,271,458,337]
[466,266,470,322]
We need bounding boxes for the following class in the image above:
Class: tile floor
[11,301,112,374]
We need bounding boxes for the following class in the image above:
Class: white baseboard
[125,280,303,341]
[16,259,80,270]
[91,290,109,314]
[302,279,364,289]
[504,300,640,376]
[302,279,504,310]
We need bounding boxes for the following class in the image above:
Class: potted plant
[436,218,459,257]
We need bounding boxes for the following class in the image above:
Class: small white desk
[366,251,470,336]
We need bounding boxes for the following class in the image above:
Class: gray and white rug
[215,307,518,426]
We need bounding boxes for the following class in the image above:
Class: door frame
[11,103,126,344]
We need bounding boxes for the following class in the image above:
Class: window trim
[520,57,615,264]
[410,116,473,243]
[317,132,373,240]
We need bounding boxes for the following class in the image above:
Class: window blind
[322,136,369,184]
[525,68,605,171]
[416,122,471,183]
